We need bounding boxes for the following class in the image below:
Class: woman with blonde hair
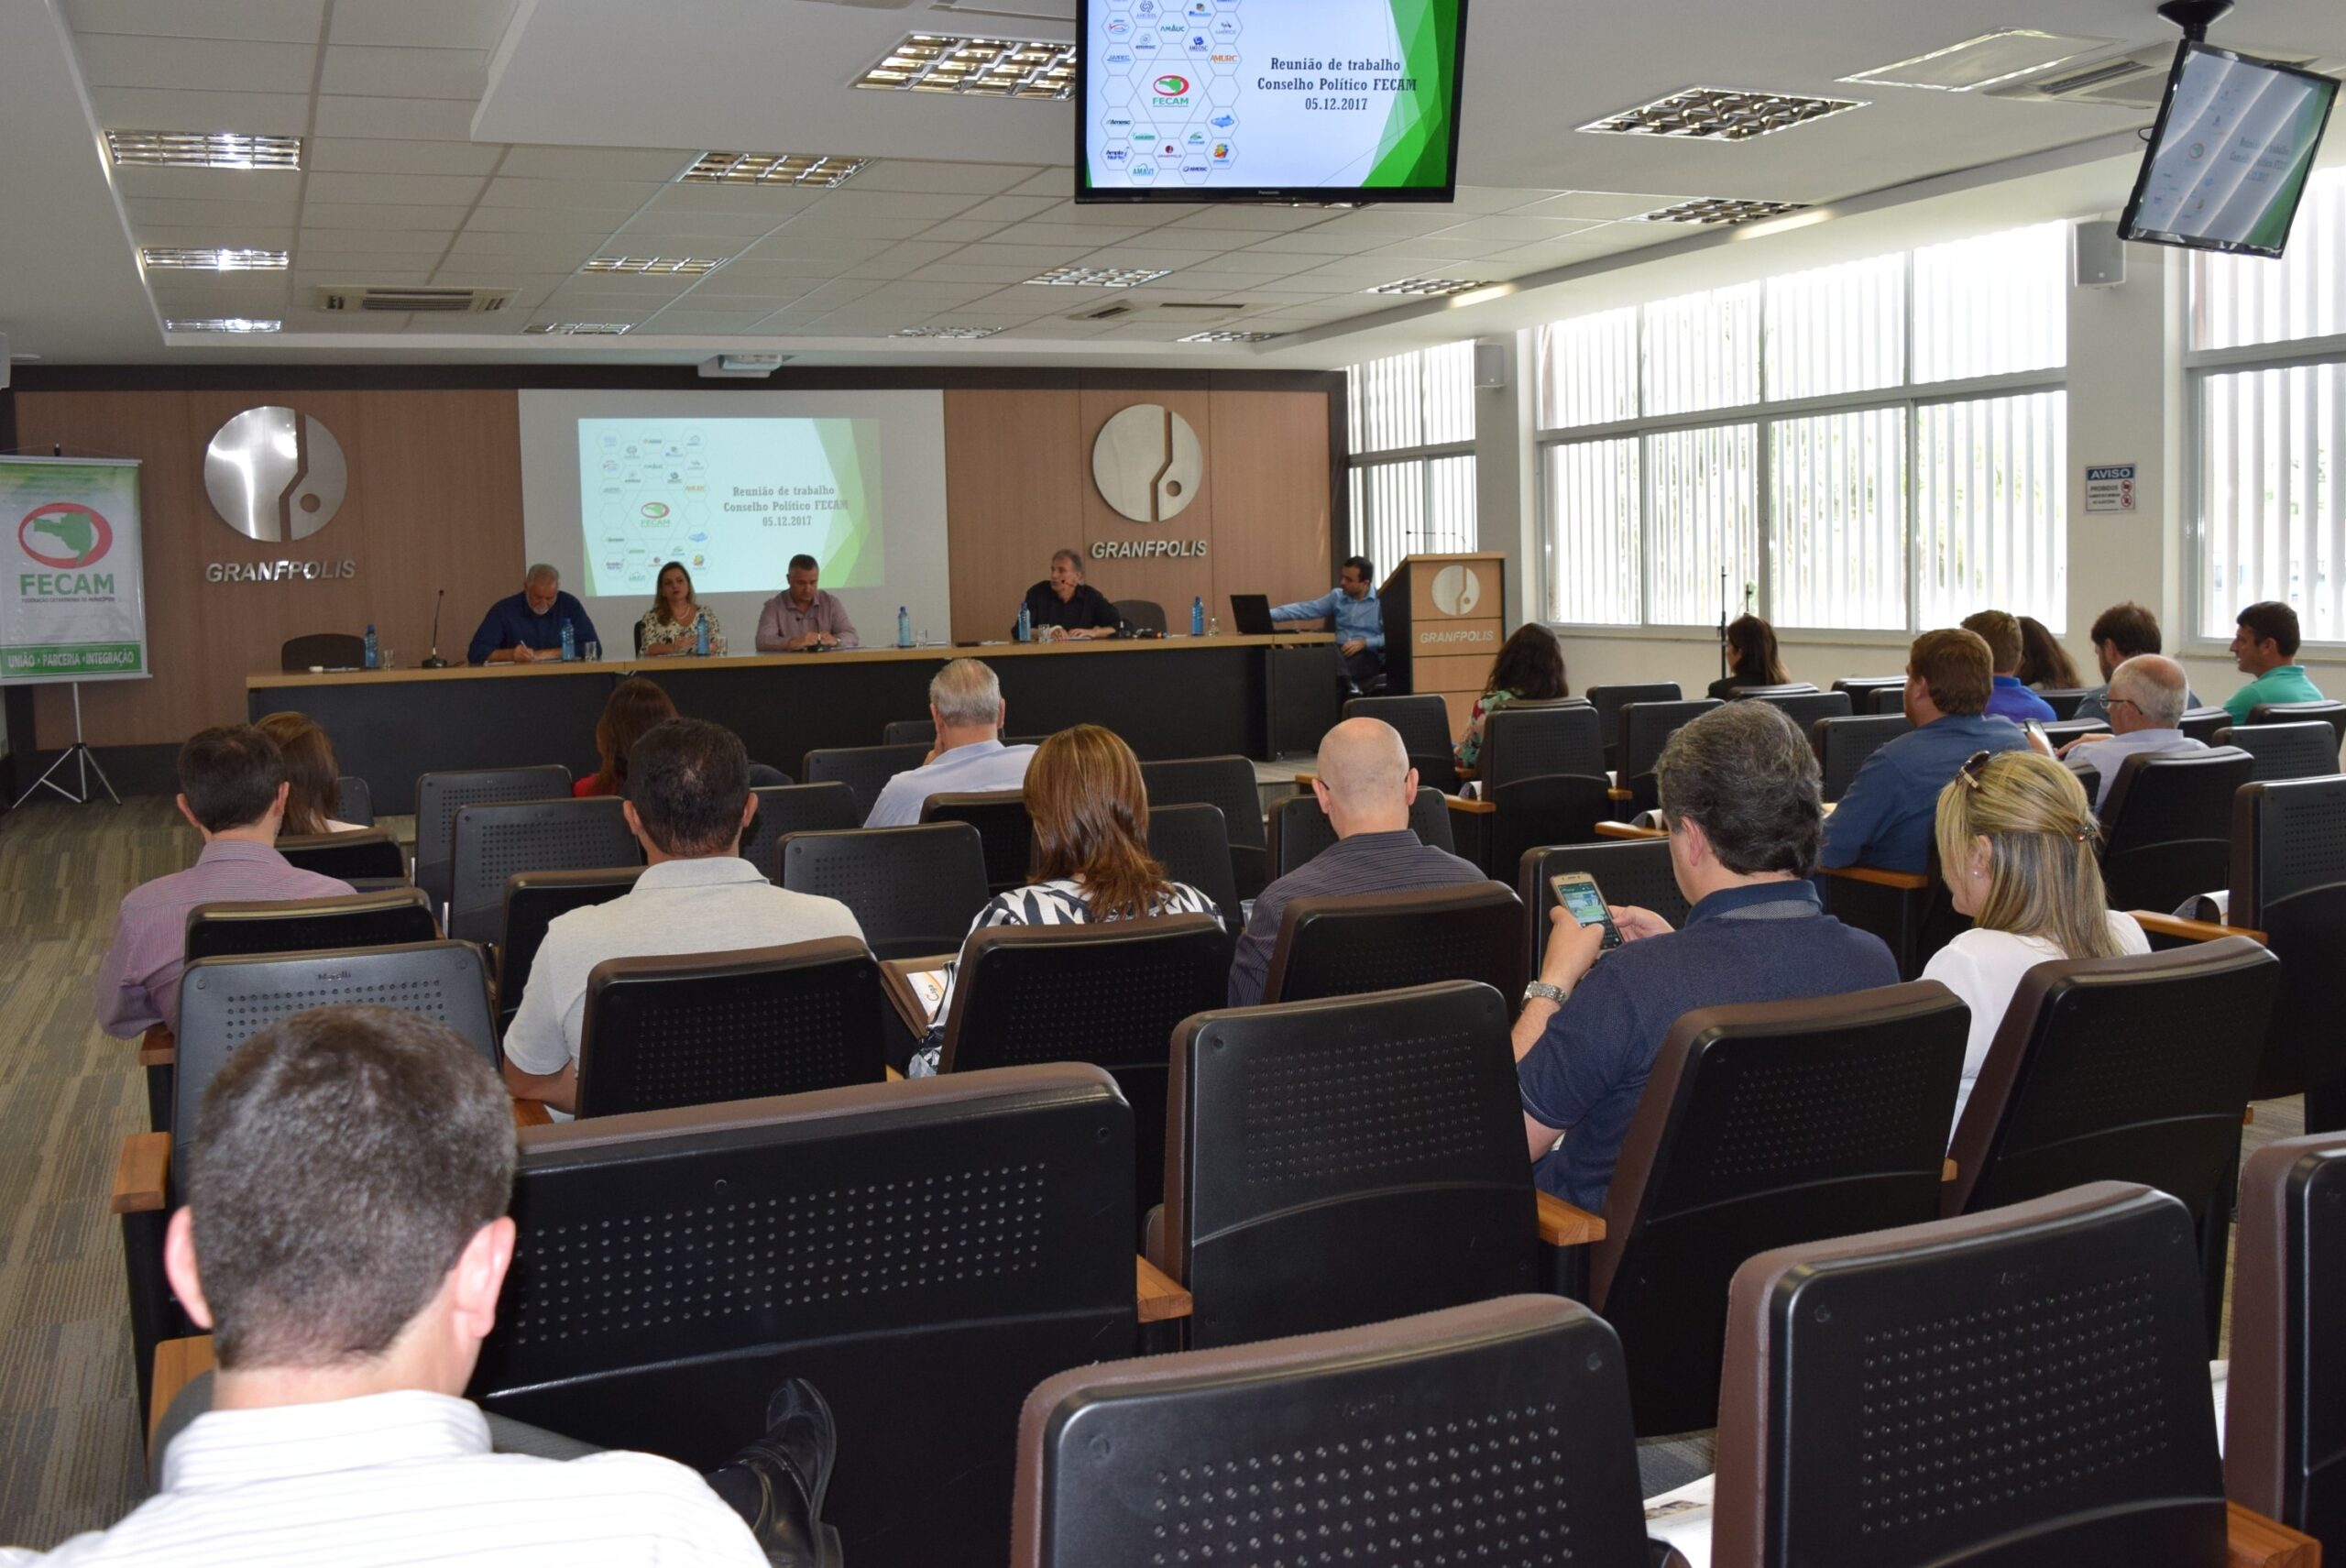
[908,723,1221,1075]
[1923,748,2148,1128]
[576,676,677,797]
[254,711,364,835]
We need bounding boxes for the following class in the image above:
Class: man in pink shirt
[93,725,354,1037]
[754,554,860,652]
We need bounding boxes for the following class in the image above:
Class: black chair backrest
[1485,774,1616,874]
[2229,1132,2346,1559]
[175,940,495,1163]
[1738,689,1849,735]
[2097,745,2254,910]
[184,887,438,962]
[1812,712,1910,802]
[1832,674,1905,698]
[473,1065,1136,1568]
[941,916,1227,1223]
[1479,700,1605,789]
[576,938,887,1117]
[736,781,862,882]
[2037,685,2093,719]
[2231,777,2346,1102]
[1588,681,1682,769]
[2038,717,2110,748]
[920,791,1034,894]
[2216,719,2342,783]
[1343,693,1459,792]
[2178,706,2232,742]
[413,765,573,911]
[273,829,405,883]
[495,868,643,1032]
[1140,756,1266,896]
[332,773,374,827]
[446,796,640,944]
[280,631,364,672]
[1589,981,1968,1436]
[1264,881,1522,1005]
[1714,1182,2228,1568]
[881,718,936,748]
[2250,698,2346,745]
[1618,698,1722,811]
[1113,598,1167,634]
[1869,685,1909,715]
[800,742,931,817]
[1722,682,1819,698]
[780,823,990,959]
[1265,791,1453,878]
[1013,1295,1650,1568]
[1164,982,1538,1346]
[1518,839,1691,981]
[1144,802,1242,935]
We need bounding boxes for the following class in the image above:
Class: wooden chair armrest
[112,1132,170,1215]
[1606,786,1633,803]
[150,1335,216,1441]
[1943,1157,1957,1182]
[1136,1254,1193,1323]
[2131,911,2266,945]
[1820,864,1930,891]
[1594,821,1667,841]
[885,1065,904,1082]
[2226,1500,2318,1568]
[137,1025,175,1069]
[878,955,955,1039]
[1444,795,1496,816]
[510,1098,552,1129]
[1535,1190,1606,1246]
[1290,772,1315,793]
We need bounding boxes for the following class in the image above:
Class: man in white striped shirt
[5,1007,828,1567]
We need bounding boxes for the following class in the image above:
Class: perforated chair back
[2179,706,2232,742]
[1833,674,1906,700]
[1711,1183,2227,1568]
[2250,698,2346,745]
[1518,839,1691,980]
[1264,881,1522,1005]
[446,796,640,944]
[2216,719,2342,783]
[1013,1295,1650,1568]
[174,940,495,1163]
[1589,981,1968,1436]
[1343,693,1458,792]
[1113,598,1167,634]
[575,938,886,1117]
[1589,682,1682,770]
[472,1066,1136,1568]
[2230,777,2346,1102]
[1143,802,1241,935]
[495,868,643,1033]
[800,742,930,817]
[2037,685,2093,719]
[881,718,936,748]
[1721,681,1820,699]
[1480,700,1605,789]
[1265,791,1453,879]
[2097,745,2254,910]
[1812,713,1910,802]
[1141,756,1266,896]
[273,829,405,883]
[780,823,989,959]
[1869,685,1909,715]
[184,887,438,962]
[2228,1132,2346,1558]
[1163,982,1537,1346]
[1619,697,1721,813]
[733,782,862,882]
[280,632,364,671]
[332,774,374,827]
[413,764,573,912]
[941,916,1227,1222]
[920,791,1034,894]
[1739,688,1849,733]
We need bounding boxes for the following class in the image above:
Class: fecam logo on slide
[18,503,115,570]
[1153,73,1191,104]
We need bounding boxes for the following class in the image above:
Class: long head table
[248,634,1340,815]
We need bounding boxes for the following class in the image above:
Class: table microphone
[421,587,449,668]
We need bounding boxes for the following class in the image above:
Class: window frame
[1343,342,1479,565]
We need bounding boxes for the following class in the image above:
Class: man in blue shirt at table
[467,564,599,665]
[1819,627,2027,874]
[1271,555,1384,692]
[864,659,1036,828]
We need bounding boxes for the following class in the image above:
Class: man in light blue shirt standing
[1271,555,1385,692]
[865,659,1037,827]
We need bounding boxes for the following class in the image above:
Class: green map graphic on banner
[0,458,149,684]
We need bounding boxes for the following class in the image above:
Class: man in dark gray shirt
[1227,717,1485,1006]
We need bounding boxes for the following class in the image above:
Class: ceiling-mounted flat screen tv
[2119,39,2339,258]
[1074,0,1468,204]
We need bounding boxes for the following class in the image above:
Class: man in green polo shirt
[2222,599,2326,722]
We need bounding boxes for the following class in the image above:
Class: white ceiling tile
[908,262,1046,285]
[1025,200,1189,229]
[445,231,608,262]
[615,210,785,240]
[1159,206,1337,232]
[289,269,429,289]
[1359,236,1512,261]
[287,249,457,271]
[1157,251,1300,276]
[1511,191,1678,221]
[462,205,638,234]
[69,0,326,43]
[1447,186,1565,214]
[424,272,562,301]
[1233,231,1357,255]
[482,175,667,210]
[958,194,1060,223]
[524,311,649,329]
[1007,169,1074,196]
[126,196,301,227]
[312,95,478,141]
[304,202,477,230]
[304,137,509,175]
[643,184,828,217]
[499,145,701,181]
[1076,246,1244,269]
[326,0,519,50]
[1431,214,1610,245]
[770,212,941,241]
[995,222,1154,249]
[636,310,774,334]
[136,223,297,247]
[87,86,311,136]
[319,45,488,100]
[799,191,991,222]
[294,228,454,254]
[304,310,416,332]
[605,231,775,258]
[408,313,537,334]
[734,235,892,265]
[918,218,1012,244]
[850,161,1049,195]
[942,242,1102,269]
[110,165,301,201]
[554,271,704,295]
[1304,209,1464,237]
[302,171,490,206]
[77,35,316,93]
[666,292,797,313]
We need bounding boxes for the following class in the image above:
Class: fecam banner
[0,457,149,685]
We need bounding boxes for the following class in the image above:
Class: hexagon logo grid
[1099,0,1236,186]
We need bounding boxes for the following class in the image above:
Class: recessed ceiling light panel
[893,325,1001,338]
[855,33,1077,99]
[583,256,728,276]
[1841,29,2115,92]
[164,317,281,333]
[684,152,868,188]
[1365,277,1489,296]
[1024,265,1171,288]
[142,247,288,271]
[1636,198,1812,225]
[1179,331,1287,343]
[1579,86,1864,141]
[107,130,301,170]
[524,323,634,334]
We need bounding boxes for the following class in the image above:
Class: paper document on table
[1642,1474,1714,1568]
[906,970,949,1024]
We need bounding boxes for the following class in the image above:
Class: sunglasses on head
[1958,750,1994,791]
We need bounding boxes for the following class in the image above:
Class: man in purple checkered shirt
[93,726,353,1038]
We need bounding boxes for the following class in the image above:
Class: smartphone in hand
[1549,871,1623,950]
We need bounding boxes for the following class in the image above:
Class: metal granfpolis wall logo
[1090,402,1209,560]
[203,406,357,583]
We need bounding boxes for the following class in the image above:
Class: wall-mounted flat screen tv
[2119,39,2338,258]
[1075,0,1468,204]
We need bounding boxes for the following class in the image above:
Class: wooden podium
[1380,552,1506,731]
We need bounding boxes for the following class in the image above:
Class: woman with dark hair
[2014,615,2081,690]
[637,561,725,657]
[1454,623,1570,772]
[908,724,1220,1075]
[1706,614,1789,699]
[254,711,363,834]
[575,677,678,797]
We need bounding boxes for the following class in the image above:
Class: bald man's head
[2109,652,2187,729]
[1313,718,1414,837]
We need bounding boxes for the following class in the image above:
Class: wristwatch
[1521,980,1568,1006]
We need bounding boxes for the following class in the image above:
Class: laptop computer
[1228,593,1275,636]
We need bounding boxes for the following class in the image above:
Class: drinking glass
[583,641,601,663]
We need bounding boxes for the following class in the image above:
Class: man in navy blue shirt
[1818,627,2026,874]
[1514,701,1897,1212]
[467,564,599,665]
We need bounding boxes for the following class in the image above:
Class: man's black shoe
[706,1378,839,1566]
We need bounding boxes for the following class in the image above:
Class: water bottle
[1189,596,1205,637]
[694,613,709,657]
[362,623,378,669]
[1016,603,1032,643]
[897,605,912,648]
[560,618,576,662]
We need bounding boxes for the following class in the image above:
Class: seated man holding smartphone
[1512,702,1898,1212]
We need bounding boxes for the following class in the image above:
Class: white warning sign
[2085,463,2138,514]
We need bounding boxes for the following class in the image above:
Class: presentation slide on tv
[1082,0,1461,192]
[577,417,883,597]
[2131,49,2334,249]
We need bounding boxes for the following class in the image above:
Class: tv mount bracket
[2157,0,2232,43]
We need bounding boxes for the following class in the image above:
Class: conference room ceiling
[4,0,2344,367]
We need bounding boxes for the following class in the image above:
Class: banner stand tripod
[14,681,119,807]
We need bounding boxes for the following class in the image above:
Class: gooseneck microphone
[422,587,449,668]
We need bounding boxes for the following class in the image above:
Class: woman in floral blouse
[637,560,724,656]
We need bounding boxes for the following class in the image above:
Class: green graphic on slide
[2244,94,2329,250]
[1365,0,1457,189]
[35,513,96,561]
[814,419,884,584]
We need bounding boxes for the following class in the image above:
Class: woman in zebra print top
[908,723,1221,1075]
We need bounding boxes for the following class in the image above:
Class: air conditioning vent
[1070,300,1244,323]
[1072,302,1136,321]
[314,285,514,314]
[1989,41,2339,106]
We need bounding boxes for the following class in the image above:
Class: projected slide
[578,418,883,596]
[1082,0,1462,194]
[2128,47,2337,252]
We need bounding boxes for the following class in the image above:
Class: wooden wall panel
[1206,389,1332,623]
[943,388,1084,642]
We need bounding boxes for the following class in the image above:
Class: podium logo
[1431,564,1483,617]
[203,405,347,543]
[18,502,114,570]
